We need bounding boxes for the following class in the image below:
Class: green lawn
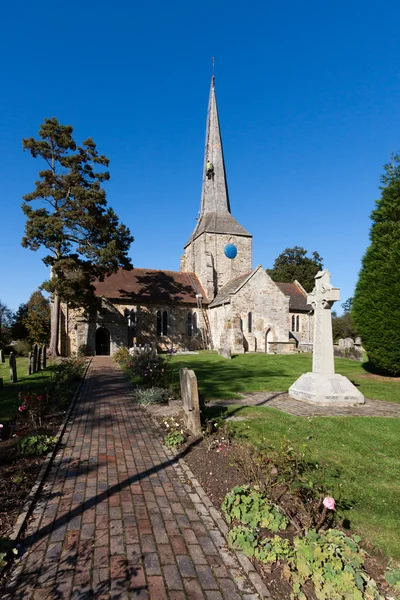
[0,357,54,423]
[170,351,400,403]
[207,404,400,561]
[169,352,400,561]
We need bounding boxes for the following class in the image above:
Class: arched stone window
[296,315,300,332]
[248,312,252,333]
[156,311,162,336]
[240,318,243,332]
[187,312,193,337]
[193,312,197,331]
[292,315,295,330]
[162,311,168,336]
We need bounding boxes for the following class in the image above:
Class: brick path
[3,358,265,600]
[209,392,400,417]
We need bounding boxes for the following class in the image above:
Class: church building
[61,77,313,356]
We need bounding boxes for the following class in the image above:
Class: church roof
[185,77,251,246]
[94,268,208,306]
[209,271,253,307]
[275,282,311,311]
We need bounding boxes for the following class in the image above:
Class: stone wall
[60,300,204,356]
[182,232,252,300]
[289,311,314,345]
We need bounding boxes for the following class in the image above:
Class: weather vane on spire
[212,56,215,86]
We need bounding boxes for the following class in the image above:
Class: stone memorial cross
[289,269,364,406]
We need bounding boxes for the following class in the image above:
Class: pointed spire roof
[185,77,251,247]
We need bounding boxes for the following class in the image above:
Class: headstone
[32,344,38,374]
[42,345,47,369]
[37,346,42,371]
[289,270,364,406]
[27,352,33,375]
[0,349,4,363]
[218,331,231,359]
[179,368,202,436]
[9,351,17,383]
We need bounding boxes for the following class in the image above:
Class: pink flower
[323,497,336,511]
[36,395,42,401]
[18,405,27,412]
[0,424,3,428]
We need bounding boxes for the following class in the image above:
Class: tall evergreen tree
[267,246,323,292]
[0,300,14,348]
[353,155,400,374]
[24,291,51,345]
[11,303,29,340]
[22,117,134,356]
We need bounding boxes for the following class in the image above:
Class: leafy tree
[11,303,29,340]
[0,300,14,348]
[353,154,400,374]
[24,291,51,345]
[332,297,357,342]
[22,117,134,356]
[267,246,323,292]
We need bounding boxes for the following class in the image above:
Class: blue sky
[1,0,399,313]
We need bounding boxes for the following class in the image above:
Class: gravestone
[32,344,38,374]
[179,368,202,436]
[37,346,42,371]
[42,345,47,369]
[9,351,17,383]
[27,352,33,375]
[0,349,4,363]
[289,270,364,406]
[218,330,231,359]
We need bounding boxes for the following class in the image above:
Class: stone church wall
[60,301,203,356]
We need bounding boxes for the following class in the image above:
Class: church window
[240,318,243,332]
[296,315,300,332]
[156,311,162,336]
[193,312,197,331]
[248,312,252,333]
[187,312,193,337]
[292,315,295,330]
[130,310,136,338]
[162,311,168,336]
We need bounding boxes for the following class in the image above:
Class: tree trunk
[49,292,60,356]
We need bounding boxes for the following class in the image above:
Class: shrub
[127,350,170,387]
[353,154,400,374]
[164,430,186,448]
[12,340,31,356]
[136,387,169,405]
[18,434,57,457]
[77,344,89,357]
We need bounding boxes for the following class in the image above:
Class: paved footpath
[3,358,266,600]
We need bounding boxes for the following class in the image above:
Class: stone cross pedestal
[179,368,202,436]
[289,270,364,406]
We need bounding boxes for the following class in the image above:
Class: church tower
[181,77,252,300]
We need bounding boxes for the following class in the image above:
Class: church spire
[200,76,231,215]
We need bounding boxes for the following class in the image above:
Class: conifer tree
[22,118,134,356]
[24,291,51,345]
[353,154,400,374]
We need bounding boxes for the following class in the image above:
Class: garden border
[0,357,92,582]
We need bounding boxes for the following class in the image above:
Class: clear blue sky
[1,0,399,313]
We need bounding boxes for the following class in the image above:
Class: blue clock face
[224,244,238,259]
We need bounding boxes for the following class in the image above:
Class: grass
[207,404,400,561]
[169,352,400,560]
[0,357,54,423]
[170,351,400,403]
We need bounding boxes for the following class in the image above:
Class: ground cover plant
[206,404,400,562]
[170,352,400,403]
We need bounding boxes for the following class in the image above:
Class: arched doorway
[265,329,271,353]
[96,327,111,356]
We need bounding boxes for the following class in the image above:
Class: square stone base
[289,372,365,406]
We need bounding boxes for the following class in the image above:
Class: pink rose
[0,424,3,428]
[18,405,27,412]
[323,497,336,511]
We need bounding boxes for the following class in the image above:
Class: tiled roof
[94,269,208,305]
[209,271,253,307]
[275,282,311,311]
[186,212,251,246]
